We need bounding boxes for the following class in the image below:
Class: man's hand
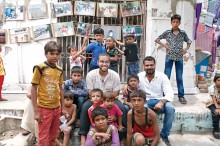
[154,101,164,111]
[122,85,128,95]
[34,111,42,122]
[118,125,124,132]
[164,44,169,51]
[181,49,187,55]
[215,109,220,115]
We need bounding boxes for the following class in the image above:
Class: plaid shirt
[156,29,192,61]
[63,79,88,97]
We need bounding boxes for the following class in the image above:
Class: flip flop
[0,98,8,101]
[179,97,187,104]
[22,130,30,136]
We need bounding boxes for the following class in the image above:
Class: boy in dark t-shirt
[115,34,139,76]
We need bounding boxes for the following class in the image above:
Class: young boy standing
[64,66,88,125]
[0,45,7,101]
[115,34,139,76]
[155,14,192,104]
[127,90,160,146]
[84,28,106,71]
[31,41,64,146]
[85,107,120,146]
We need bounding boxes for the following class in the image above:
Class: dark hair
[98,53,110,60]
[130,90,146,100]
[103,92,115,101]
[143,56,156,64]
[67,44,77,53]
[127,74,139,84]
[171,14,181,21]
[91,107,108,121]
[214,75,220,82]
[124,33,135,39]
[64,90,74,101]
[91,88,103,98]
[94,28,104,35]
[71,66,83,75]
[44,41,62,54]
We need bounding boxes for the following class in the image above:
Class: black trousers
[208,104,220,129]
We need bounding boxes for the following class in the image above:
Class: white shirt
[69,56,82,69]
[86,69,120,92]
[138,71,174,101]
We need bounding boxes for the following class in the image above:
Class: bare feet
[0,98,8,101]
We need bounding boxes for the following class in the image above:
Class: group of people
[12,13,220,146]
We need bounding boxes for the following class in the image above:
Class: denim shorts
[127,61,139,76]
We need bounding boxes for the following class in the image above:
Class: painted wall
[146,0,197,94]
[1,0,57,92]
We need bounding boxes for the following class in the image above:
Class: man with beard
[79,53,127,146]
[137,56,175,146]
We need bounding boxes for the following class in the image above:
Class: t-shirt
[88,104,102,126]
[31,62,64,108]
[69,56,82,69]
[106,47,118,65]
[124,43,139,62]
[0,53,5,76]
[100,103,123,128]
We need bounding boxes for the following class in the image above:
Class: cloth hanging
[194,3,202,40]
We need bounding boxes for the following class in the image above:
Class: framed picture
[120,1,142,17]
[5,5,25,21]
[28,3,48,20]
[9,27,30,44]
[122,26,143,40]
[74,1,96,16]
[97,3,118,18]
[51,2,73,17]
[52,22,74,37]
[90,24,101,37]
[0,30,6,44]
[76,23,90,36]
[101,26,121,40]
[32,24,52,40]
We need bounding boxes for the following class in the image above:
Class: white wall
[1,0,57,91]
[146,0,197,94]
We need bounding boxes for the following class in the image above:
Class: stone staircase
[0,93,220,146]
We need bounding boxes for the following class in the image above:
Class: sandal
[179,97,187,104]
[0,98,8,101]
[22,130,30,136]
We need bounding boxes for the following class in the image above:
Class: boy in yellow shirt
[31,41,64,146]
[0,45,7,101]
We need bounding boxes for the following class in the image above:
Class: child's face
[128,77,139,89]
[94,115,108,131]
[71,72,82,84]
[45,50,60,66]
[130,96,145,111]
[70,48,77,56]
[64,98,73,107]
[91,92,103,105]
[95,34,105,43]
[125,37,135,44]
[215,78,220,89]
[105,38,115,48]
[171,19,181,30]
[104,98,115,109]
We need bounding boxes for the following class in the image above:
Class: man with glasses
[78,53,127,146]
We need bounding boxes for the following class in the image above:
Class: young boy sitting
[123,74,139,111]
[64,66,88,126]
[55,90,76,146]
[127,90,160,146]
[115,34,139,76]
[88,88,104,127]
[101,92,126,146]
[206,75,220,139]
[85,107,120,146]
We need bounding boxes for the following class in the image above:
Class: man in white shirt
[138,56,175,146]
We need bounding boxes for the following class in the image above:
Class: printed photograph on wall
[0,30,6,44]
[51,2,73,17]
[5,5,25,21]
[76,23,90,36]
[101,25,121,40]
[120,1,142,17]
[90,24,101,37]
[9,27,30,44]
[122,26,143,40]
[28,3,48,20]
[52,22,74,37]
[97,3,118,18]
[74,1,96,16]
[32,24,52,41]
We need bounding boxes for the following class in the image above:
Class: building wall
[146,0,197,94]
[1,0,57,92]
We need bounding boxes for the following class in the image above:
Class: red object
[0,75,4,99]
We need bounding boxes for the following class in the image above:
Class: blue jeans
[75,96,86,119]
[79,99,127,136]
[164,58,184,97]
[145,99,175,138]
[127,61,139,76]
